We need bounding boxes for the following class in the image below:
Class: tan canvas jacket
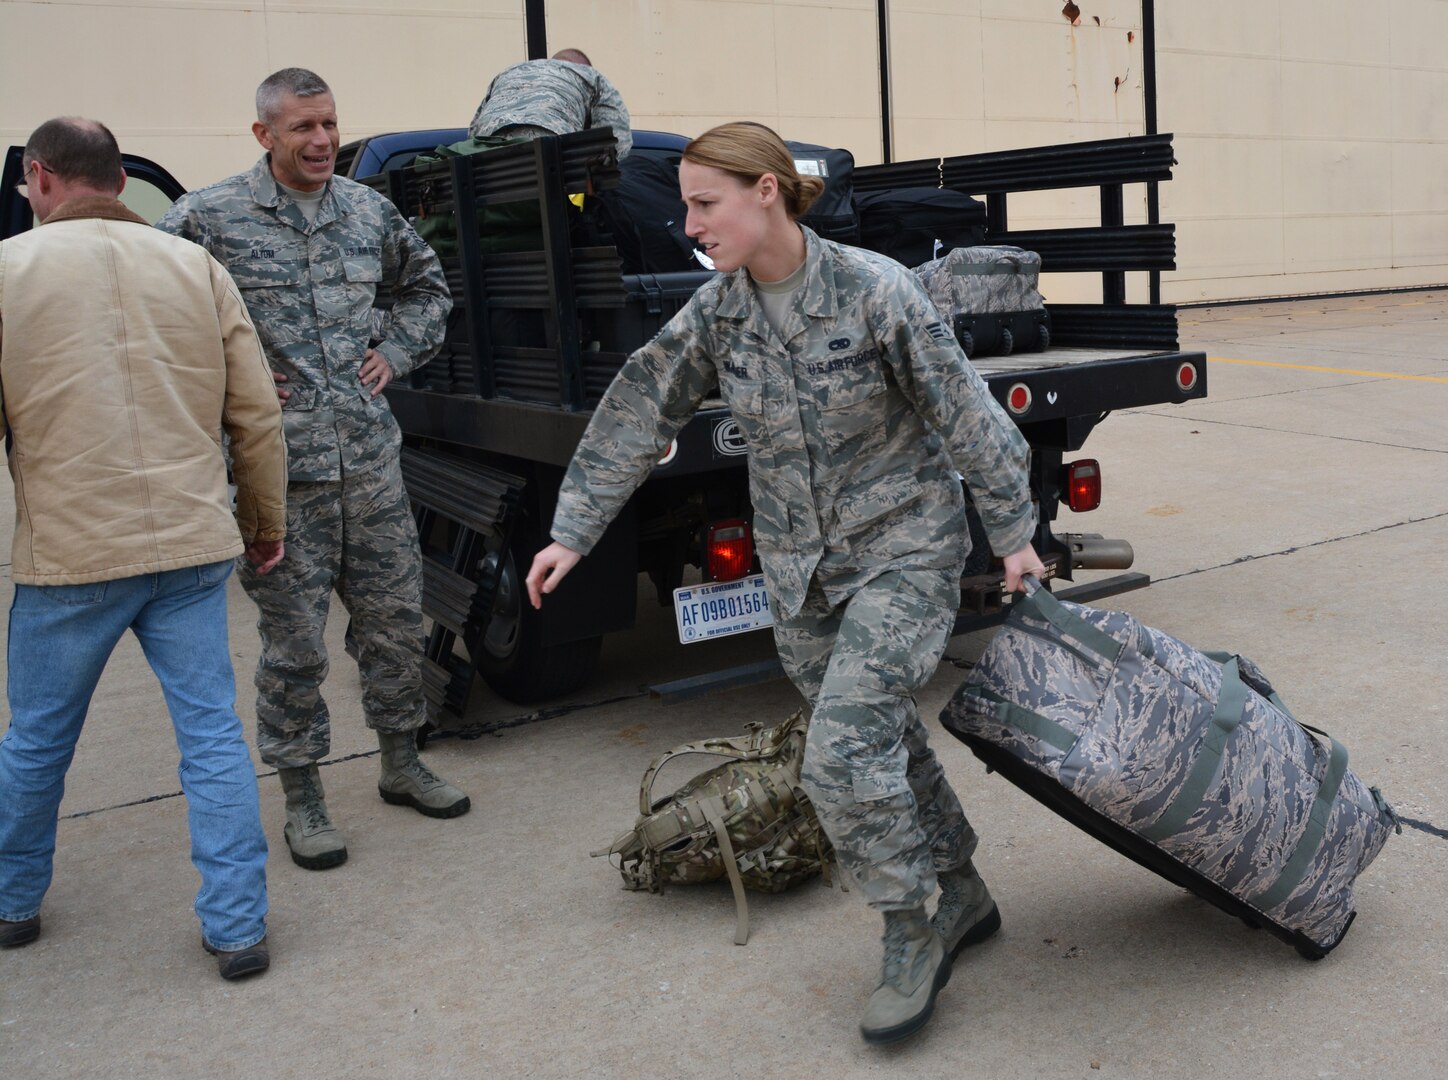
[0,197,286,585]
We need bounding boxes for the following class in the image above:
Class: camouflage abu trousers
[775,567,977,912]
[238,456,425,768]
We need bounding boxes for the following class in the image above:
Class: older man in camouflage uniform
[534,218,1040,1041]
[159,68,469,872]
[468,48,632,158]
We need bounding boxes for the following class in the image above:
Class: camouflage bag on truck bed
[940,578,1399,958]
[596,711,834,944]
[913,245,1050,358]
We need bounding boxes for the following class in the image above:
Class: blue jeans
[0,562,268,951]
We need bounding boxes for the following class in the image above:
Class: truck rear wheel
[477,540,602,704]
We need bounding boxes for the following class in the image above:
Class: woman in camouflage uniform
[526,122,1045,1044]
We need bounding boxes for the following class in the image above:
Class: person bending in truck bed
[524,121,1046,1046]
[468,48,632,159]
[159,67,470,874]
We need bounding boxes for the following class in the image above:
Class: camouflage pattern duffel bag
[596,711,834,944]
[940,578,1398,958]
[913,245,1050,358]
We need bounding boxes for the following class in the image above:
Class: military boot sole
[283,826,348,871]
[946,900,1002,959]
[378,786,472,819]
[860,950,954,1046]
[287,844,348,870]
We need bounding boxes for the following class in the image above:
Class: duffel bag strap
[1139,654,1356,910]
[1014,578,1123,665]
[699,794,751,945]
[956,685,1078,753]
[1249,730,1350,912]
[1203,650,1290,715]
[1141,655,1253,842]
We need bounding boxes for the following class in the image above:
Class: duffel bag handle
[1203,650,1291,717]
[1013,576,1123,665]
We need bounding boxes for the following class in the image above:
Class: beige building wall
[545,0,883,154]
[3,1,1444,301]
[0,0,527,190]
[886,2,1151,302]
[1158,0,1448,301]
[548,1,1149,302]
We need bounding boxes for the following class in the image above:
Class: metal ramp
[401,446,525,728]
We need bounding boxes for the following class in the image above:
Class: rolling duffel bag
[913,245,1050,358]
[939,579,1398,958]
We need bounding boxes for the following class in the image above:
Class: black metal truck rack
[360,128,1207,717]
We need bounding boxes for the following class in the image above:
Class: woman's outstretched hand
[525,541,583,609]
[1002,543,1048,593]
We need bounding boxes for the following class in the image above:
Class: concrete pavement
[2,293,1445,1078]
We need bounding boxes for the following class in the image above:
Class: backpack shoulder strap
[698,794,751,945]
[638,712,804,814]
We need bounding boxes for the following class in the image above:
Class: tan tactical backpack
[596,711,835,944]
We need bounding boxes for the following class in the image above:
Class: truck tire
[477,536,602,704]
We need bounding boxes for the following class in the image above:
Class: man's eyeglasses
[13,160,54,200]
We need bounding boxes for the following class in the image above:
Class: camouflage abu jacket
[551,227,1035,619]
[468,59,632,158]
[157,156,451,482]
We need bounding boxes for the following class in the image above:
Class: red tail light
[706,519,754,581]
[1065,459,1101,512]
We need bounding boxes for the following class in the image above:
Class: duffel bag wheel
[1239,915,1261,930]
[958,329,975,358]
[1037,324,1051,351]
[999,326,1015,356]
[1295,945,1327,962]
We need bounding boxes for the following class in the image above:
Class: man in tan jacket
[0,118,288,980]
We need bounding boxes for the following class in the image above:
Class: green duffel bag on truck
[596,711,836,944]
[408,134,549,258]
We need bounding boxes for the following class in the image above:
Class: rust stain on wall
[1063,2,1081,25]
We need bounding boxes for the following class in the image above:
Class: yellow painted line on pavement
[1209,357,1448,383]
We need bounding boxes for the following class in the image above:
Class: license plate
[674,575,774,643]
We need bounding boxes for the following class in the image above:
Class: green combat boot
[278,765,348,871]
[860,907,953,1045]
[931,861,1002,958]
[376,730,471,819]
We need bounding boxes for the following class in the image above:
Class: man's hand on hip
[359,348,394,396]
